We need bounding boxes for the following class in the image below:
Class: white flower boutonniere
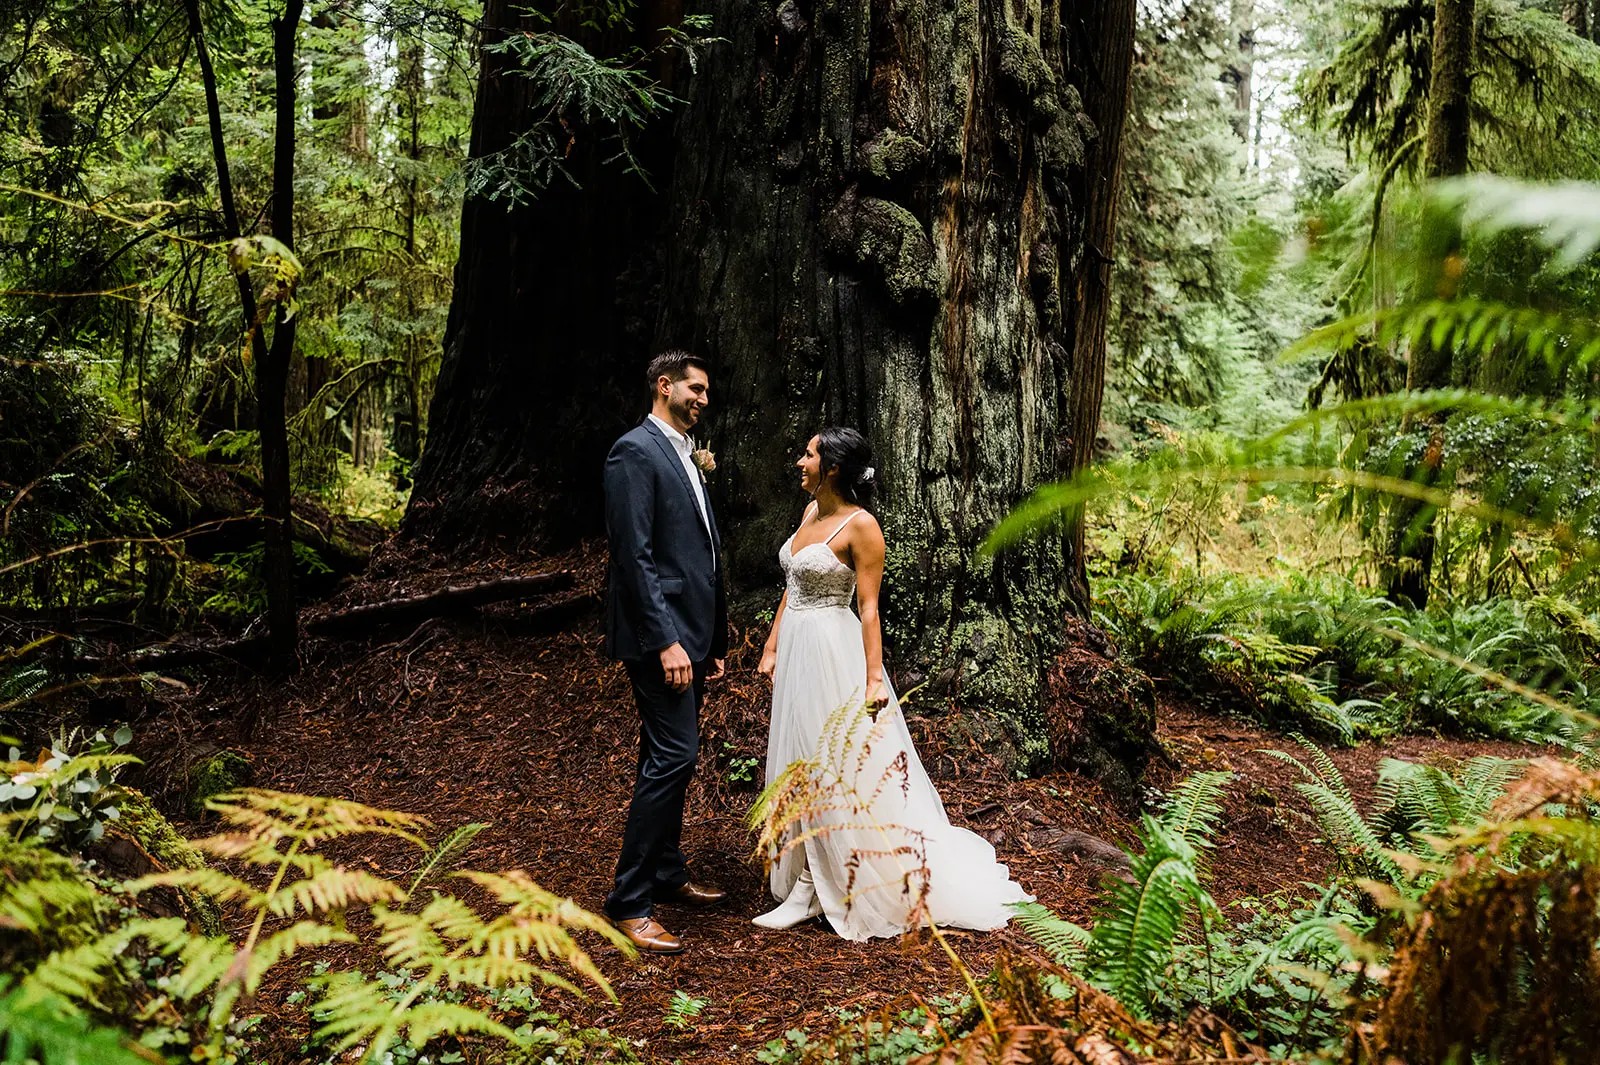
[691,446,717,476]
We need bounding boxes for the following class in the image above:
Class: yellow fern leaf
[248,921,357,995]
[265,867,405,918]
[400,1001,519,1047]
[127,867,267,909]
[371,908,448,971]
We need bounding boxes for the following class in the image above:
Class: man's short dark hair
[645,349,709,396]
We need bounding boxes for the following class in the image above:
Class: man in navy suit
[602,350,729,953]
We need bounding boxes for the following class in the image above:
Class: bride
[753,427,1031,940]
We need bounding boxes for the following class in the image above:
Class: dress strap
[823,509,863,545]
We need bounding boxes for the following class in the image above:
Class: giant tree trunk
[1385,0,1472,609]
[654,0,1134,768]
[410,0,1138,774]
[404,1,675,544]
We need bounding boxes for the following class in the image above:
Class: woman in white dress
[753,427,1031,940]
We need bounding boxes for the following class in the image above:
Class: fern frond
[248,921,356,995]
[126,867,267,909]
[1157,771,1234,856]
[398,1000,521,1048]
[264,866,406,918]
[372,907,452,972]
[308,970,396,1054]
[209,789,428,849]
[21,917,188,1011]
[163,933,236,1002]
[1459,756,1523,821]
[1269,746,1405,885]
[1089,818,1214,1020]
[1009,901,1091,968]
[406,822,489,901]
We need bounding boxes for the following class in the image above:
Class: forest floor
[131,543,1542,1064]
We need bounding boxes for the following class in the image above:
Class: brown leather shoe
[613,916,685,954]
[656,880,728,906]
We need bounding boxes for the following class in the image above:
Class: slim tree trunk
[1223,0,1256,145]
[185,0,298,668]
[391,39,426,483]
[654,0,1133,768]
[1066,1,1136,609]
[260,0,304,670]
[1386,0,1472,608]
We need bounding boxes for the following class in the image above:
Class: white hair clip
[861,466,876,482]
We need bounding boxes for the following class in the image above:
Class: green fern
[1260,740,1404,885]
[1013,773,1232,1020]
[662,989,708,1031]
[1375,755,1522,838]
[1090,818,1216,1019]
[406,820,490,901]
[1008,901,1091,968]
[1157,771,1234,858]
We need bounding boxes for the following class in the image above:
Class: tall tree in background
[1384,0,1473,608]
[411,0,1138,768]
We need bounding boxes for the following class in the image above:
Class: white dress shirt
[648,414,713,550]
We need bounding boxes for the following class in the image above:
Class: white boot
[752,866,822,929]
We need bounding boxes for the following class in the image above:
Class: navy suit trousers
[604,655,708,920]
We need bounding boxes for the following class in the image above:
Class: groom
[602,350,729,954]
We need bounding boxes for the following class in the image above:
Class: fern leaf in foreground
[406,821,490,900]
[1009,901,1091,968]
[1157,771,1234,857]
[1091,819,1215,1020]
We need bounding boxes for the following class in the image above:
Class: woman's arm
[850,514,889,709]
[758,591,789,679]
[759,503,815,680]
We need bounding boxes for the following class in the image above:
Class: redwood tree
[411,0,1137,771]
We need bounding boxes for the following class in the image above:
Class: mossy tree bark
[655,0,1135,768]
[1385,0,1472,609]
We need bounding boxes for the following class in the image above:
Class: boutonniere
[690,444,717,475]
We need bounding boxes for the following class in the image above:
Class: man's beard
[670,395,699,429]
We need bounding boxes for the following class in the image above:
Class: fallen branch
[304,571,576,636]
[56,572,585,676]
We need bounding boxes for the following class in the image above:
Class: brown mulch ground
[129,542,1550,1063]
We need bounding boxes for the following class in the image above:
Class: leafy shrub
[0,727,136,847]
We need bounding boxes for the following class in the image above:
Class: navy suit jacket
[603,419,729,663]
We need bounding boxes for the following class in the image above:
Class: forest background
[8,0,1600,1062]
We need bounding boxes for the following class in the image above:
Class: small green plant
[720,742,760,788]
[662,989,707,1031]
[0,726,136,847]
[0,984,154,1065]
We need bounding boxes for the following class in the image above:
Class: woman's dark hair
[815,426,876,505]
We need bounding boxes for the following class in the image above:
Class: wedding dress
[761,513,1032,941]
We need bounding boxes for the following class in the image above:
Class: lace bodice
[780,539,857,612]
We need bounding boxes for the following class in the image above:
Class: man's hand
[757,646,777,680]
[707,658,726,682]
[659,642,693,692]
